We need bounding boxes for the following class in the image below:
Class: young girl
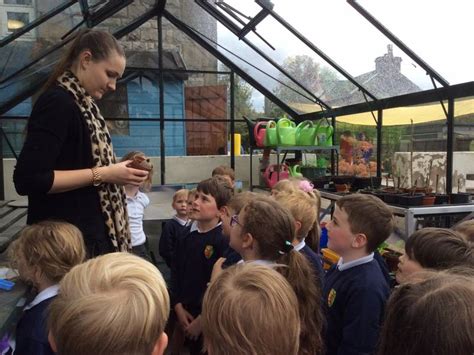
[273,190,324,281]
[396,227,474,284]
[202,263,300,355]
[8,221,86,355]
[229,195,323,355]
[120,151,153,261]
[378,271,474,355]
[271,177,321,251]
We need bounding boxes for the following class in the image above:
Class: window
[0,0,35,39]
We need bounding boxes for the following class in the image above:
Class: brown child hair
[452,219,474,243]
[211,165,235,182]
[405,227,474,270]
[197,176,234,209]
[378,271,474,355]
[9,221,86,286]
[120,151,154,191]
[240,195,323,355]
[48,252,170,355]
[202,263,300,355]
[336,193,394,252]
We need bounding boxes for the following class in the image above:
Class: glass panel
[7,11,30,32]
[202,0,262,31]
[5,0,33,4]
[267,0,439,98]
[162,17,224,72]
[0,118,27,158]
[359,0,473,86]
[453,96,474,194]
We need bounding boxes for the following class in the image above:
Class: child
[48,252,169,355]
[171,177,233,355]
[271,177,322,251]
[219,191,256,267]
[378,271,474,355]
[202,263,300,355]
[229,195,323,355]
[211,165,235,189]
[452,219,474,243]
[324,193,393,355]
[8,221,86,355]
[186,188,197,220]
[273,190,324,281]
[120,151,153,261]
[396,227,474,284]
[159,188,189,267]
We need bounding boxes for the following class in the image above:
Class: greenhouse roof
[0,0,473,120]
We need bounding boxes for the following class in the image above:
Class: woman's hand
[99,161,149,186]
[175,303,194,329]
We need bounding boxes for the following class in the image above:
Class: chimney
[375,44,402,75]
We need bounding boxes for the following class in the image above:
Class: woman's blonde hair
[49,252,170,355]
[202,263,300,355]
[378,271,474,355]
[241,196,324,355]
[9,221,86,284]
[120,150,153,191]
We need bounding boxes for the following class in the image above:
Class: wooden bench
[0,201,27,254]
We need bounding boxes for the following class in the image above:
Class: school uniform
[171,221,228,316]
[14,285,58,355]
[159,215,188,267]
[294,239,324,283]
[222,246,242,268]
[323,254,390,355]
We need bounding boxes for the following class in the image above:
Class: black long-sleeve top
[13,85,110,254]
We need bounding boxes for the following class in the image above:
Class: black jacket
[13,85,111,255]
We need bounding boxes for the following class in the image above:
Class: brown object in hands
[127,155,153,172]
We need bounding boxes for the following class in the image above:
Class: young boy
[159,188,189,267]
[48,253,170,355]
[324,193,393,355]
[212,165,235,189]
[171,177,233,355]
[452,219,474,243]
[396,227,474,284]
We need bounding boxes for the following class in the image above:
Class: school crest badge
[204,245,214,259]
[328,289,337,307]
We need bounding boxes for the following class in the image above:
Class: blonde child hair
[9,221,86,285]
[273,190,317,241]
[452,219,474,243]
[120,151,154,191]
[173,188,189,203]
[202,263,300,355]
[48,252,170,355]
[239,196,323,355]
[272,177,321,250]
[378,271,474,355]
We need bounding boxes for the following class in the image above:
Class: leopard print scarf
[57,71,131,252]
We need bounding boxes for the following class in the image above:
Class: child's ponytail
[277,250,324,355]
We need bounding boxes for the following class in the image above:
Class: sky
[216,0,474,111]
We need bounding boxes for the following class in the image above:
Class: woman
[14,29,148,256]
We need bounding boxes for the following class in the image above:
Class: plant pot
[312,176,331,189]
[398,193,424,207]
[300,166,326,180]
[335,183,351,193]
[332,175,355,185]
[352,177,382,191]
[434,194,449,205]
[381,249,402,273]
[450,193,471,204]
[422,194,436,206]
[372,190,387,202]
[383,193,403,205]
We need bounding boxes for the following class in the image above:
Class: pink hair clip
[298,180,314,193]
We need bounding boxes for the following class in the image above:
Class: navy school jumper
[323,259,390,355]
[159,217,188,267]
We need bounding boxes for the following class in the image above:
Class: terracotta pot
[335,183,351,192]
[422,194,436,205]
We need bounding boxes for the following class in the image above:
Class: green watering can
[296,120,317,146]
[277,118,296,146]
[315,119,334,147]
[288,164,303,178]
[264,120,278,147]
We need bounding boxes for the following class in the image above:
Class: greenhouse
[0,1,473,354]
